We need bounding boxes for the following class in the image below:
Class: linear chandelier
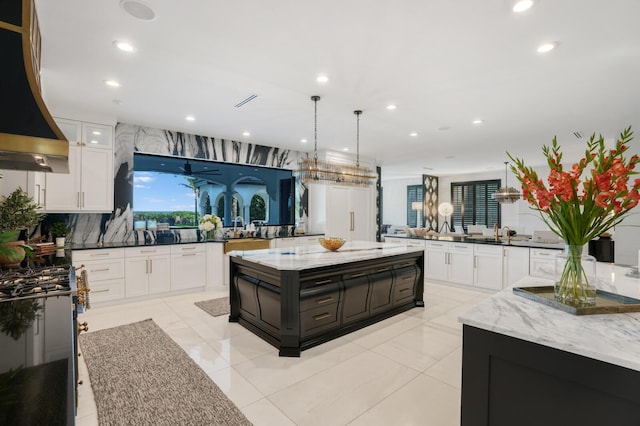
[297,96,377,186]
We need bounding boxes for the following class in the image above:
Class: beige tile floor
[75,282,491,426]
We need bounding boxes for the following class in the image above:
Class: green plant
[0,188,45,237]
[49,221,70,238]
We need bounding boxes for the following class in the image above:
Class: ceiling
[35,0,640,179]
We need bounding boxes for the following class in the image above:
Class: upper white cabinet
[308,184,375,241]
[44,118,114,212]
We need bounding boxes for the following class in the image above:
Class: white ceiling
[35,0,640,179]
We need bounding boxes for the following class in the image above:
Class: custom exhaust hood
[0,0,69,173]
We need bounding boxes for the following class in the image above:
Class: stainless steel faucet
[502,226,511,245]
[233,216,245,238]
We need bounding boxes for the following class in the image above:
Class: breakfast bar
[228,241,424,356]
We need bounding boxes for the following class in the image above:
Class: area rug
[79,319,251,426]
[195,296,230,317]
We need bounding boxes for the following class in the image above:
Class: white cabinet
[474,245,503,290]
[72,248,125,304]
[170,244,206,290]
[45,118,113,212]
[529,248,558,279]
[426,241,473,285]
[0,170,46,210]
[273,237,297,249]
[503,246,530,287]
[296,235,324,246]
[272,235,325,249]
[308,183,375,241]
[206,242,225,288]
[124,246,171,297]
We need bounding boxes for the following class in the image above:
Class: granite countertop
[384,234,565,250]
[71,233,325,251]
[458,263,640,371]
[229,241,424,271]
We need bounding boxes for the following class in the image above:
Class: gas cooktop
[0,266,72,301]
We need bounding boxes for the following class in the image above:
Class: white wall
[381,177,422,226]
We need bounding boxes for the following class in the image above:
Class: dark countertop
[71,233,325,251]
[383,234,565,250]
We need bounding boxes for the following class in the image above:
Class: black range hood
[0,0,69,173]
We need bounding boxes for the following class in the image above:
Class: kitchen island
[228,241,424,356]
[458,264,640,425]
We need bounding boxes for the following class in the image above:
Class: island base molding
[229,251,424,357]
[461,325,640,426]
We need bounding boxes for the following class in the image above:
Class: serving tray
[513,286,640,315]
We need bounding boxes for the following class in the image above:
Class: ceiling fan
[178,160,222,176]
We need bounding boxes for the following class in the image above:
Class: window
[451,180,500,232]
[406,185,424,227]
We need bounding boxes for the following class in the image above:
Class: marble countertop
[383,234,565,250]
[459,263,640,371]
[229,241,424,271]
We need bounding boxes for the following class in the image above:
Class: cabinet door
[426,243,448,281]
[325,186,351,240]
[503,246,530,287]
[170,252,204,291]
[449,247,474,285]
[149,254,171,293]
[54,118,81,143]
[125,256,149,297]
[474,248,503,290]
[82,123,113,149]
[275,237,297,248]
[342,275,370,324]
[44,145,81,211]
[206,243,225,287]
[350,187,373,241]
[80,146,113,211]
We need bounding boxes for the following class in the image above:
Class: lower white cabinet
[170,244,206,290]
[426,241,474,285]
[273,237,297,249]
[72,248,125,303]
[473,245,503,290]
[529,248,557,279]
[503,246,530,287]
[206,242,225,287]
[124,246,171,297]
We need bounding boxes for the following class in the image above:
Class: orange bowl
[319,237,346,251]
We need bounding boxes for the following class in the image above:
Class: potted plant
[50,221,71,247]
[0,188,45,268]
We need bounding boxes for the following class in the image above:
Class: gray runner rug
[79,319,251,426]
[195,296,230,317]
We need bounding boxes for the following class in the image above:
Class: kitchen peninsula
[458,265,640,425]
[228,241,424,356]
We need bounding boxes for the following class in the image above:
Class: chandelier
[297,96,377,186]
[492,161,521,204]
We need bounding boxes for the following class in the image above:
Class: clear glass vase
[554,245,597,306]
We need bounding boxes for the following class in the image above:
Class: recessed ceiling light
[343,148,349,151]
[113,40,135,52]
[386,104,397,110]
[410,132,418,137]
[316,75,329,83]
[104,80,120,87]
[300,138,308,143]
[537,41,558,53]
[472,119,484,124]
[92,131,102,135]
[120,0,156,21]
[438,126,451,131]
[512,0,534,13]
[90,140,99,144]
[185,116,195,121]
[242,131,251,137]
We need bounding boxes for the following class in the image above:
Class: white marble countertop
[459,263,640,371]
[228,241,424,271]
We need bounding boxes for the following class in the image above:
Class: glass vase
[554,245,597,306]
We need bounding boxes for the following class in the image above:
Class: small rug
[195,296,230,317]
[79,319,251,426]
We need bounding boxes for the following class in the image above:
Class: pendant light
[492,161,521,204]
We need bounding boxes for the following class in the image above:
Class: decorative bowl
[412,228,429,238]
[319,237,346,251]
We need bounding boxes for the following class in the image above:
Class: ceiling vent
[234,94,258,108]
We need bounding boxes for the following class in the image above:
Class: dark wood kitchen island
[228,241,424,356]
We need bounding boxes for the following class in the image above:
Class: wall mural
[65,123,308,245]
[422,174,439,231]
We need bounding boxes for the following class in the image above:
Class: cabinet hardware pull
[399,288,411,293]
[473,256,477,268]
[91,268,110,272]
[181,247,196,250]
[401,276,412,281]
[91,253,110,257]
[77,192,80,207]
[36,184,41,204]
[375,268,390,272]
[93,289,110,293]
[349,272,365,278]
[539,252,550,256]
[145,259,149,274]
[313,313,332,321]
[398,262,413,267]
[82,192,85,208]
[140,250,156,253]
[182,253,197,256]
[350,212,354,231]
[314,279,333,285]
[149,259,153,274]
[454,245,467,249]
[316,297,334,304]
[43,187,46,205]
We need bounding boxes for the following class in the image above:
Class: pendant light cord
[354,110,363,168]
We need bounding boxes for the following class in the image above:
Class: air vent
[573,131,583,139]
[234,94,259,108]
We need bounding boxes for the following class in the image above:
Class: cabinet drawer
[427,241,449,249]
[125,246,171,257]
[170,243,205,255]
[81,259,125,281]
[474,245,503,255]
[73,248,124,262]
[531,248,559,258]
[300,283,340,312]
[89,279,125,303]
[300,303,340,338]
[449,243,472,253]
[297,236,323,246]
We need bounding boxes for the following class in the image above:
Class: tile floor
[75,282,491,426]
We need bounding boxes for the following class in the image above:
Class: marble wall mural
[67,123,308,244]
